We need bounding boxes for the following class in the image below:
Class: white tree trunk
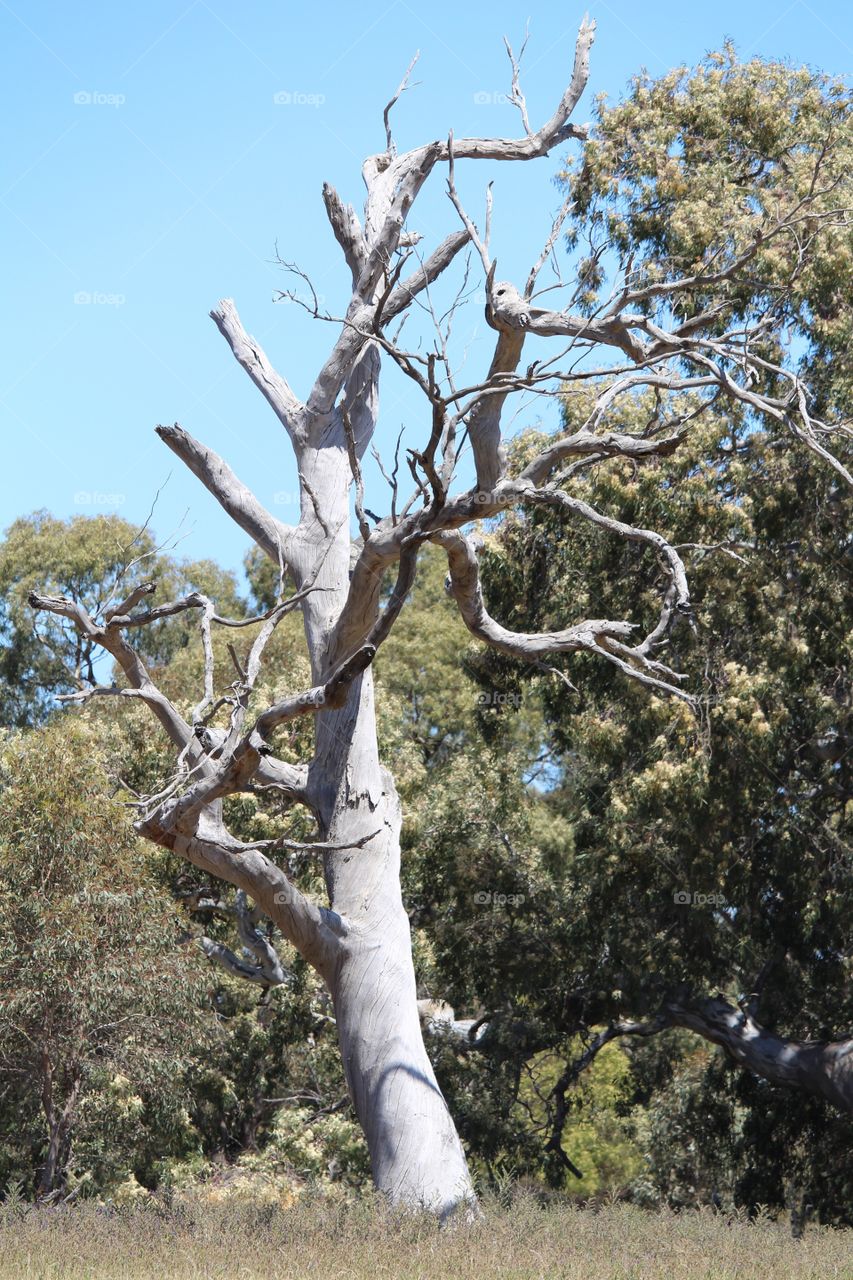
[297,417,475,1213]
[326,750,473,1212]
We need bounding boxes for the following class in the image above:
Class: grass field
[1,1195,852,1279]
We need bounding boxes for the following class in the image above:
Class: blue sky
[2,0,851,581]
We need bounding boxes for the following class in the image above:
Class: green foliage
[0,718,206,1196]
[472,388,853,1216]
[565,46,853,399]
[463,52,853,1218]
[403,48,853,1219]
[0,511,245,727]
[504,1043,645,1199]
[0,511,365,1202]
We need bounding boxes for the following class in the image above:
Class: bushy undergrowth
[0,1192,851,1279]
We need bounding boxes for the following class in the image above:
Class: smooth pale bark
[296,414,476,1213]
[319,696,473,1212]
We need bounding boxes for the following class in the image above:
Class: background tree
[434,46,853,1220]
[27,23,851,1215]
[0,718,205,1198]
[0,511,244,727]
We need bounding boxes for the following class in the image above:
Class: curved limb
[433,528,691,702]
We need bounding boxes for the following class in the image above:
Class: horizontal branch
[252,756,311,803]
[520,429,686,486]
[523,306,649,362]
[665,996,853,1115]
[106,590,206,628]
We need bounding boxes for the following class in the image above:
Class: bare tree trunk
[332,916,474,1214]
[324,727,473,1212]
[37,1050,80,1199]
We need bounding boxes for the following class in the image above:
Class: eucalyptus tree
[0,719,204,1198]
[449,47,853,1209]
[0,511,243,727]
[30,21,851,1214]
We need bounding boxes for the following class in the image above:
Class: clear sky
[2,0,851,580]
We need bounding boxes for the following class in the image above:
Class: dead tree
[31,19,851,1215]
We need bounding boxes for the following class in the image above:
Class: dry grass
[1,1195,851,1279]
